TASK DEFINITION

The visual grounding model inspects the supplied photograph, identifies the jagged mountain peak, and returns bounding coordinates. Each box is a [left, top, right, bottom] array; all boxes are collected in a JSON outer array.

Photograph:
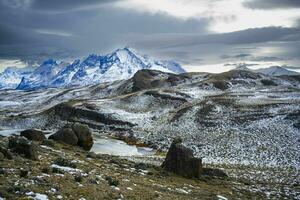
[[41, 59, 58, 66], [8, 48, 185, 90]]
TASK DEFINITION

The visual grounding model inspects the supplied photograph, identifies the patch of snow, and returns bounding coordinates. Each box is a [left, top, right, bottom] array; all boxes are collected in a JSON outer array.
[[50, 164, 87, 176], [217, 195, 228, 200]]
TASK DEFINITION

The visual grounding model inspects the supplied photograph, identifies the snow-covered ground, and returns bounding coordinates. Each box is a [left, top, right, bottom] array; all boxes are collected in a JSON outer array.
[[0, 69, 299, 174]]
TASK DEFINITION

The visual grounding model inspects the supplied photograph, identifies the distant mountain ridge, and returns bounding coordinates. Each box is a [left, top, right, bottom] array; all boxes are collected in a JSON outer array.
[[0, 67, 33, 89], [233, 65, 299, 76], [254, 66, 299, 76], [1, 47, 186, 90]]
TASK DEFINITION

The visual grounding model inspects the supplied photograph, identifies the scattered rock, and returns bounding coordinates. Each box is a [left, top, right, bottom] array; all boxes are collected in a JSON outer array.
[[0, 146, 13, 160], [54, 157, 77, 168], [20, 169, 29, 178], [20, 129, 46, 142], [8, 136, 38, 160], [105, 176, 119, 186], [75, 175, 83, 182], [49, 128, 78, 146], [162, 137, 203, 178], [41, 167, 50, 174], [0, 168, 6, 175], [134, 163, 148, 170], [261, 79, 277, 86]]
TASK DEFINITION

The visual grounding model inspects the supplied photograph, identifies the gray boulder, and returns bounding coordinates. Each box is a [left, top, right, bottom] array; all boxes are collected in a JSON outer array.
[[49, 128, 78, 146], [72, 123, 93, 151], [20, 129, 46, 142], [49, 123, 93, 151], [8, 136, 38, 160], [162, 137, 203, 178]]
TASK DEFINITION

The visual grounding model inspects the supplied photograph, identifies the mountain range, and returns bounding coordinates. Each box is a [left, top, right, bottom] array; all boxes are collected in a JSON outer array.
[[235, 65, 299, 76], [0, 48, 185, 90], [0, 47, 299, 90]]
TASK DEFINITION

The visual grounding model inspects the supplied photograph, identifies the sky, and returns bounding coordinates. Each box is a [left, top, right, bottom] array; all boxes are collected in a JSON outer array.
[[0, 0, 300, 73]]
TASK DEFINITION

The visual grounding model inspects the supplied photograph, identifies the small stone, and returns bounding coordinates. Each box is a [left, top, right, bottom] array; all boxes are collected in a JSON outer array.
[[134, 163, 148, 170], [105, 176, 119, 186], [41, 167, 50, 174], [75, 175, 83, 182], [20, 169, 29, 178]]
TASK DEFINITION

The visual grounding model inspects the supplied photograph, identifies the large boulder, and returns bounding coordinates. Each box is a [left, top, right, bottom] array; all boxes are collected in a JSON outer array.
[[72, 123, 93, 151], [49, 128, 78, 146], [49, 123, 93, 151], [20, 129, 46, 142], [162, 137, 203, 178], [8, 136, 38, 160]]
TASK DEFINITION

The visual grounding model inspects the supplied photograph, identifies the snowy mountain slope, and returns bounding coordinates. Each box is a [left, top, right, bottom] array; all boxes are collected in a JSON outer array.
[[17, 59, 67, 90], [14, 48, 185, 90], [254, 66, 299, 76], [0, 67, 33, 89]]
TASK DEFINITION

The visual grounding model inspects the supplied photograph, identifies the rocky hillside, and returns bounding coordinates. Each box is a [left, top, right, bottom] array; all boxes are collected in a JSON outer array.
[[0, 69, 299, 199]]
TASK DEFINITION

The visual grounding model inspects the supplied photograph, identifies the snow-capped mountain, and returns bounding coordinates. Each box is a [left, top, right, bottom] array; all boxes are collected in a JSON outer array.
[[254, 66, 299, 76], [0, 67, 33, 89], [17, 59, 67, 90], [16, 47, 185, 90]]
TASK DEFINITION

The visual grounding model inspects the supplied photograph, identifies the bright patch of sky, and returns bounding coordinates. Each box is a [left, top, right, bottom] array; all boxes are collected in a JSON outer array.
[[115, 0, 300, 33], [0, 59, 27, 72]]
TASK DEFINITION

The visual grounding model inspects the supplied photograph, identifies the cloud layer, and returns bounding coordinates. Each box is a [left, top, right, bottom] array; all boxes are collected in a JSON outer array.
[[0, 0, 299, 72]]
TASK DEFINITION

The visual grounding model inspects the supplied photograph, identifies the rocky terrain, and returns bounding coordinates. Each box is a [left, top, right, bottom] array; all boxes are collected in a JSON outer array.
[[0, 68, 300, 199]]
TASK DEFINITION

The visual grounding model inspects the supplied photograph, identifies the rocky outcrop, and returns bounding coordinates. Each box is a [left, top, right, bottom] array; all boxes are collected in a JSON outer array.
[[162, 137, 203, 178], [131, 69, 189, 92], [53, 103, 134, 128], [20, 129, 46, 142], [8, 136, 38, 160], [49, 123, 93, 151]]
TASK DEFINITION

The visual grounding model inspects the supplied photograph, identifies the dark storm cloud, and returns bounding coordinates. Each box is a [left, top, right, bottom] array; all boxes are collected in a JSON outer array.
[[251, 56, 286, 62], [220, 54, 251, 59], [220, 54, 286, 62], [243, 0, 300, 9], [224, 63, 259, 67], [0, 0, 208, 64], [130, 27, 300, 51], [0, 0, 300, 71], [1, 0, 120, 11]]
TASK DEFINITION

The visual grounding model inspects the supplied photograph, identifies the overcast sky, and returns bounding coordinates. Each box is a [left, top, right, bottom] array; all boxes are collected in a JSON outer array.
[[0, 0, 300, 73]]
